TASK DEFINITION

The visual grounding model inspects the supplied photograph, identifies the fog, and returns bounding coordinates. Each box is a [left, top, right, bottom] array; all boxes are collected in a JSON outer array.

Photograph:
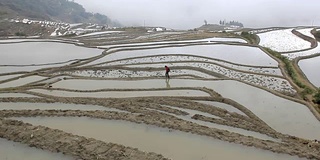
[[74, 0, 320, 29]]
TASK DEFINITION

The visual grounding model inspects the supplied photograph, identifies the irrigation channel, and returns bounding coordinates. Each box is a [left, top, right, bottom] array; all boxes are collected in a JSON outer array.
[[0, 29, 319, 160]]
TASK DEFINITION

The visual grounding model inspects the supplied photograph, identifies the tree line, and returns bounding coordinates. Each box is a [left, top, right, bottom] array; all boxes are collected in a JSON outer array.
[[219, 20, 244, 27], [0, 0, 120, 26]]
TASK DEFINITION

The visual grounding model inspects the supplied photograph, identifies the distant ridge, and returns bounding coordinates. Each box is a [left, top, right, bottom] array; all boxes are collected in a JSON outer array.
[[0, 0, 121, 26]]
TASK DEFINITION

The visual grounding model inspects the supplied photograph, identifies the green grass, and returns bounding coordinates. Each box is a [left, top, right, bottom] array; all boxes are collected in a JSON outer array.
[[240, 31, 258, 44], [314, 31, 320, 39], [264, 47, 314, 98], [14, 32, 26, 36], [314, 89, 320, 104]]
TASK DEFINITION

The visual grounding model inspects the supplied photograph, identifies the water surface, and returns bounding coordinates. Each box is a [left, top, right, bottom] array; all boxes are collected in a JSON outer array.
[[0, 138, 74, 160], [30, 89, 209, 98], [14, 117, 304, 160], [52, 79, 320, 139], [0, 42, 102, 65], [0, 76, 45, 88], [298, 56, 320, 87], [0, 102, 126, 112], [91, 44, 277, 66]]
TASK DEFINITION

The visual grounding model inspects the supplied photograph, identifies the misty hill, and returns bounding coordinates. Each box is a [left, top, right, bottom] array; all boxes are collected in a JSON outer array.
[[198, 20, 244, 32], [0, 0, 120, 26], [219, 20, 244, 27]]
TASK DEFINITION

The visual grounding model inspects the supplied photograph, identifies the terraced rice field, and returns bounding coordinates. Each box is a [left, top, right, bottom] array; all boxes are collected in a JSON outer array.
[[0, 28, 319, 160], [258, 28, 312, 52], [298, 56, 320, 87]]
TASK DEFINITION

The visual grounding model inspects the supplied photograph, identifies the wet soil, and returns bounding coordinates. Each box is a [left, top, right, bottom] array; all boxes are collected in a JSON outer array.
[[0, 118, 168, 160], [0, 34, 320, 159], [0, 96, 319, 159]]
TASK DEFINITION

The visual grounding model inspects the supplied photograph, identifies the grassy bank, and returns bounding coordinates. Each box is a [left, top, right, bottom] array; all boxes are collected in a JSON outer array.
[[240, 31, 259, 44], [264, 48, 315, 98], [313, 30, 320, 38], [311, 29, 320, 42]]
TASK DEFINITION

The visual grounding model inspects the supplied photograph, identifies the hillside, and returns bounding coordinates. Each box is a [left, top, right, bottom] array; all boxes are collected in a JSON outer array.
[[0, 0, 120, 26]]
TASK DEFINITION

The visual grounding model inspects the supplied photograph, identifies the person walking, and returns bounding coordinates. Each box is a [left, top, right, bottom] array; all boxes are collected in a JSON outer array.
[[165, 66, 170, 79]]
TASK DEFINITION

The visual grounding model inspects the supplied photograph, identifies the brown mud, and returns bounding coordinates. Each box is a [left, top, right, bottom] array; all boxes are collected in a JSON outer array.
[[0, 118, 168, 160], [1, 32, 320, 159], [0, 96, 320, 159]]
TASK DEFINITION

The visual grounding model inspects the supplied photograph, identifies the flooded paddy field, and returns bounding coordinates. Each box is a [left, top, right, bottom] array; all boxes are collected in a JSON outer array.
[[258, 28, 312, 52], [0, 138, 74, 160], [50, 78, 320, 139], [283, 43, 320, 59], [29, 88, 210, 98], [0, 74, 22, 81], [98, 54, 282, 75], [0, 38, 78, 43], [97, 37, 247, 49], [0, 29, 320, 160], [0, 76, 46, 88], [298, 56, 320, 87], [0, 62, 74, 74], [12, 117, 304, 160], [0, 93, 38, 98], [0, 42, 102, 65], [90, 44, 278, 66], [0, 102, 127, 112]]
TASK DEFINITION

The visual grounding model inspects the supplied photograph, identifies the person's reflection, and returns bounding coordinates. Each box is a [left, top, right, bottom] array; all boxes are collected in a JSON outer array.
[[165, 79, 171, 88]]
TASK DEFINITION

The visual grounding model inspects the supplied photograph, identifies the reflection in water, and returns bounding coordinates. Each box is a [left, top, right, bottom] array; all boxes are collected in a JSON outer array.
[[0, 138, 73, 160], [14, 117, 303, 160], [30, 89, 208, 98], [165, 79, 171, 88], [50, 78, 320, 139], [95, 45, 278, 66], [0, 42, 102, 65], [299, 56, 320, 87], [0, 102, 127, 112]]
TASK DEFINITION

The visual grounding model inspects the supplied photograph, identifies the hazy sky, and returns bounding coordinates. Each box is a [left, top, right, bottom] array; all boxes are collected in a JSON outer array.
[[74, 0, 320, 29]]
